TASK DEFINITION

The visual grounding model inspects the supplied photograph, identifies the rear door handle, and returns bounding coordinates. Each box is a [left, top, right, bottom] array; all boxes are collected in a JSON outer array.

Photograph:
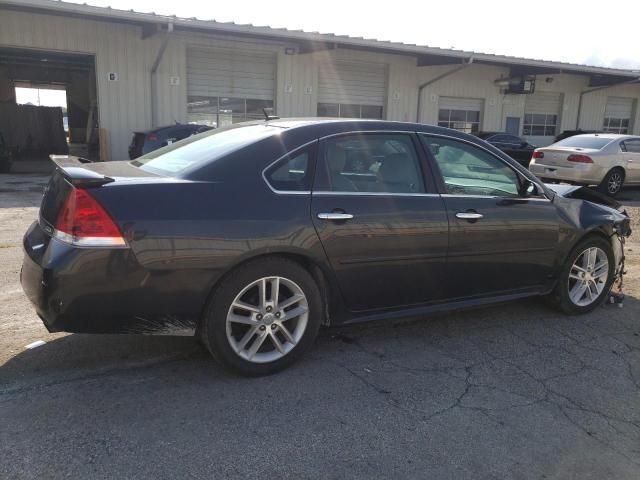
[[456, 212, 484, 220], [317, 212, 354, 220]]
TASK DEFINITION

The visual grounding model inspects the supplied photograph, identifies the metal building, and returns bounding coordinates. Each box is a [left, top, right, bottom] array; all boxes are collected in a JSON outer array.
[[1, 0, 639, 161]]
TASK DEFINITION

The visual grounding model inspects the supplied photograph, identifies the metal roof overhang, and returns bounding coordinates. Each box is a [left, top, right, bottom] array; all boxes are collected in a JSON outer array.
[[1, 0, 639, 86]]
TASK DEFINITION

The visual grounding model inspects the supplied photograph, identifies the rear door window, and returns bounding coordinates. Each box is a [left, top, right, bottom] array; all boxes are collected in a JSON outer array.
[[317, 134, 426, 194], [622, 139, 640, 153]]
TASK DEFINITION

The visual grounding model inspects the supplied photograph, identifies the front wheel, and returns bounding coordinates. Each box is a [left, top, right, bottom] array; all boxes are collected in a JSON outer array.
[[551, 236, 615, 315], [202, 257, 322, 376]]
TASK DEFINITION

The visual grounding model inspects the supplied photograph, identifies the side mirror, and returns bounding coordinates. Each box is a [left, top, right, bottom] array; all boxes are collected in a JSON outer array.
[[518, 179, 536, 197]]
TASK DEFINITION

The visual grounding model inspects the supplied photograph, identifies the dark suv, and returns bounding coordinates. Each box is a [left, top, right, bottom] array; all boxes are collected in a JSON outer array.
[[128, 123, 213, 159]]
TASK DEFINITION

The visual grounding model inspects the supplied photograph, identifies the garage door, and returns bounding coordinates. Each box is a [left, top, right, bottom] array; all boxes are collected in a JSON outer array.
[[604, 97, 634, 133], [317, 62, 386, 119], [523, 92, 562, 139], [186, 46, 276, 127], [438, 97, 484, 133]]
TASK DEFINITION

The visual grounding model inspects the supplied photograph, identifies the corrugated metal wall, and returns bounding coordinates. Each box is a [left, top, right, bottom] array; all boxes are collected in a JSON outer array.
[[1, 8, 640, 159]]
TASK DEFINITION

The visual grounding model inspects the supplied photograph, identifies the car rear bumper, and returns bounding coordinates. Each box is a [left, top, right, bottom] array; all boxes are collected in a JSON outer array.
[[21, 220, 199, 335], [529, 161, 606, 185]]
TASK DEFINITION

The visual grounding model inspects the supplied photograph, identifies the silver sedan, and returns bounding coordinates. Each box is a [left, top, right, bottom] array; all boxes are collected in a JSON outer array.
[[529, 134, 640, 197]]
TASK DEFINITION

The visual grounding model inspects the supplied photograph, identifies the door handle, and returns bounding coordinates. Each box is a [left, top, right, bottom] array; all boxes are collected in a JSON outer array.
[[456, 212, 484, 220], [317, 212, 354, 220]]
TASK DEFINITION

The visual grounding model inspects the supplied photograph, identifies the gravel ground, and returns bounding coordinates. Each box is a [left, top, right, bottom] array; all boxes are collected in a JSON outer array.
[[1, 174, 639, 479]]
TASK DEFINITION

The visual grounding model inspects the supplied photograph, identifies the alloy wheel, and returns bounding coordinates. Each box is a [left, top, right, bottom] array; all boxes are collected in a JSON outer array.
[[225, 276, 309, 363], [607, 172, 623, 195], [567, 247, 609, 307]]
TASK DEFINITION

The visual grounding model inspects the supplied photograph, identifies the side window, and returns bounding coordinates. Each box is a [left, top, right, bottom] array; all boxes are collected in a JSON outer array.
[[622, 140, 640, 153], [321, 134, 425, 194], [490, 134, 508, 143], [420, 135, 522, 197], [265, 149, 312, 192]]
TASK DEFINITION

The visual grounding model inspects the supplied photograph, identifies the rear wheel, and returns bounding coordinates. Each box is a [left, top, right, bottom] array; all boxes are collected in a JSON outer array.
[[551, 236, 614, 315], [202, 257, 322, 376], [598, 168, 624, 197]]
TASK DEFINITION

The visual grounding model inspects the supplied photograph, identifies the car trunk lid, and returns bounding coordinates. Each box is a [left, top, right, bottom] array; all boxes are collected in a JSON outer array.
[[537, 147, 600, 166], [40, 155, 161, 228]]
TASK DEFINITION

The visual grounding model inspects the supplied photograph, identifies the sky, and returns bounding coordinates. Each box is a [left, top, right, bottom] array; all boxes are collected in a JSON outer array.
[[15, 87, 67, 108], [65, 0, 640, 70]]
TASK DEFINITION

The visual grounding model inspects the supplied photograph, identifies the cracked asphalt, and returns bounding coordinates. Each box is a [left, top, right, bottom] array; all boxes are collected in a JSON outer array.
[[1, 174, 640, 479]]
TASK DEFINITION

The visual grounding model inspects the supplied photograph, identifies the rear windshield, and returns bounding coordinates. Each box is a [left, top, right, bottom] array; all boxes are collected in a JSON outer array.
[[552, 136, 612, 149], [133, 124, 282, 175]]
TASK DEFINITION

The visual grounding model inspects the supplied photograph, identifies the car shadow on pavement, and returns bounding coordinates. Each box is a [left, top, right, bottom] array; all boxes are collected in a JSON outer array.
[[2, 295, 639, 392]]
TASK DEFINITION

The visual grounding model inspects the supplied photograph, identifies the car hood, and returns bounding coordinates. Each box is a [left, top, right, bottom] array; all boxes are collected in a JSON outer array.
[[545, 183, 624, 213]]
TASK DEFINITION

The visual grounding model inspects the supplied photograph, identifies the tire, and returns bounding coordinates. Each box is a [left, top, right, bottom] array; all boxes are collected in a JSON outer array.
[[201, 257, 322, 376], [597, 168, 624, 197], [551, 236, 615, 315]]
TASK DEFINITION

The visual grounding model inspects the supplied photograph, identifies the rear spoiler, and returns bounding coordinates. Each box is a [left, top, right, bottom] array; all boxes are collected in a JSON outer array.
[[49, 155, 114, 188]]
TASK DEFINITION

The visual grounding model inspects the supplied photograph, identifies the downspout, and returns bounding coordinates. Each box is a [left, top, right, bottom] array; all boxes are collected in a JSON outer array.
[[575, 77, 640, 129], [150, 21, 174, 128], [416, 55, 474, 123]]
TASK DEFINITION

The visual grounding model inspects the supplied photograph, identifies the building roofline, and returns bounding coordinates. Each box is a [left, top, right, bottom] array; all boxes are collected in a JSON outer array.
[[2, 0, 640, 80]]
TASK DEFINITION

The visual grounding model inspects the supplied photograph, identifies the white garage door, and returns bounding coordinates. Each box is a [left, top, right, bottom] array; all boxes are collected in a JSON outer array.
[[523, 92, 562, 141], [186, 46, 276, 126], [604, 97, 634, 133], [438, 97, 484, 133], [317, 62, 386, 119]]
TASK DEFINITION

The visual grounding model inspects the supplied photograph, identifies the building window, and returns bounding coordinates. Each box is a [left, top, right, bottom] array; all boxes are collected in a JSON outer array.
[[317, 103, 383, 119], [437, 109, 481, 133], [523, 114, 558, 136], [187, 96, 273, 127], [603, 117, 630, 134]]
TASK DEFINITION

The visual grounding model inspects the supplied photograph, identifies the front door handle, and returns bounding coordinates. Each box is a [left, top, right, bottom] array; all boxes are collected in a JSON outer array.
[[456, 212, 484, 220], [317, 212, 354, 221]]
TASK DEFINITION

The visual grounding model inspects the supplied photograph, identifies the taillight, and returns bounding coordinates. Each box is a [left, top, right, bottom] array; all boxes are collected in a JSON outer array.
[[532, 151, 544, 159], [567, 154, 593, 164], [146, 134, 158, 142], [54, 188, 126, 247]]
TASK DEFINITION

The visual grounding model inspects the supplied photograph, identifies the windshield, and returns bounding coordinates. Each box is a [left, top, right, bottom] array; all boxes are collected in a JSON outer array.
[[134, 124, 282, 175], [552, 136, 612, 150]]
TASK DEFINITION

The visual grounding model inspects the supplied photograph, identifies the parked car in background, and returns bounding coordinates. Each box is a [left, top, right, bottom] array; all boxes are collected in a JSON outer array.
[[529, 134, 640, 197], [554, 129, 602, 143], [22, 120, 630, 376], [128, 123, 213, 159], [475, 132, 535, 166]]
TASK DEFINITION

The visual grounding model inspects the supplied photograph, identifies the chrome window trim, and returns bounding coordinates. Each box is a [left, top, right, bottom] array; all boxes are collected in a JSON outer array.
[[417, 131, 551, 201], [318, 130, 416, 140], [440, 193, 550, 202], [261, 139, 318, 195], [312, 191, 441, 198]]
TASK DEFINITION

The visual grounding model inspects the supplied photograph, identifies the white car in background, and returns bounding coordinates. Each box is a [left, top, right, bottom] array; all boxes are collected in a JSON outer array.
[[529, 134, 640, 197]]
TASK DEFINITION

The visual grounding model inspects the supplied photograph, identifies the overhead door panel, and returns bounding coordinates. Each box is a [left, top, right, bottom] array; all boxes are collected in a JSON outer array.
[[523, 92, 562, 143], [524, 92, 561, 115], [187, 47, 275, 100], [605, 97, 633, 118], [438, 97, 483, 112], [318, 62, 387, 106]]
